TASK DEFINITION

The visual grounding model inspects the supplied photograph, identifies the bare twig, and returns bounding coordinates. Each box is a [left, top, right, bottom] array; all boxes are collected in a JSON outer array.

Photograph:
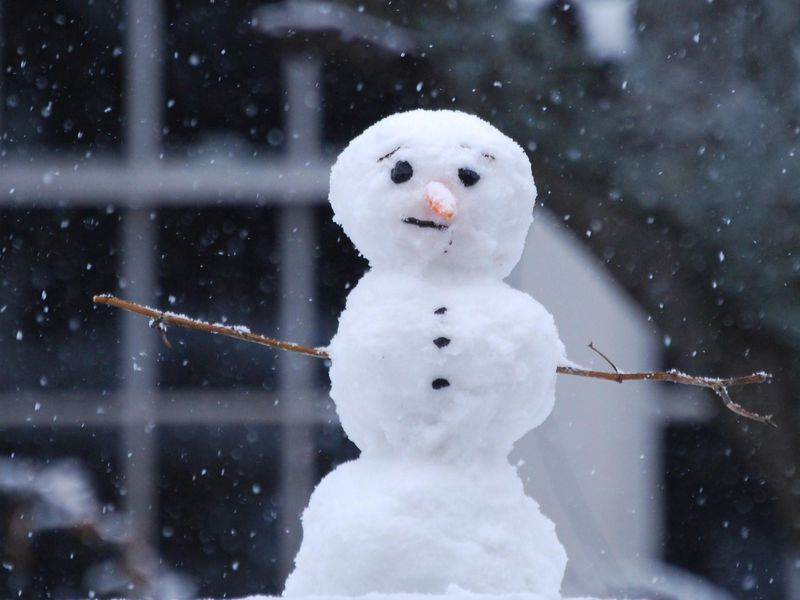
[[150, 316, 172, 349], [588, 341, 619, 375], [555, 365, 774, 427], [93, 294, 327, 359], [93, 294, 774, 426]]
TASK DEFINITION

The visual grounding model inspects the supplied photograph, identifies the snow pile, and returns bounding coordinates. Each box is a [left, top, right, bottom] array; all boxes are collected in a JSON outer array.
[[242, 595, 599, 600], [285, 110, 568, 598], [286, 458, 565, 596]]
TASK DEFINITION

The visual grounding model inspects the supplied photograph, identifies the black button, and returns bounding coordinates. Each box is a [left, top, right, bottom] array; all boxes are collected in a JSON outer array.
[[432, 378, 450, 390], [434, 306, 447, 315], [433, 337, 451, 348]]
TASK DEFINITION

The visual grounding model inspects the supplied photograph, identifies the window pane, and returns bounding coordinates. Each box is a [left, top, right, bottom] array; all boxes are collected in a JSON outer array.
[[0, 208, 120, 391], [322, 53, 435, 150], [157, 424, 283, 597], [2, 1, 124, 156], [164, 0, 284, 158], [156, 206, 279, 390]]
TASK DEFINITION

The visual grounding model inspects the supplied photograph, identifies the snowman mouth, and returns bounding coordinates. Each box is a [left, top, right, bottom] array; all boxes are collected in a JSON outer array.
[[402, 217, 449, 231]]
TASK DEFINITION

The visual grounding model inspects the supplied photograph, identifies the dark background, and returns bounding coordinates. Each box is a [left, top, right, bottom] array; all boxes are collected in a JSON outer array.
[[1, 1, 798, 599]]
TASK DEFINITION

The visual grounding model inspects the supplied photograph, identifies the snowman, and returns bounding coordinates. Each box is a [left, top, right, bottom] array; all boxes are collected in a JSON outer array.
[[283, 109, 567, 598]]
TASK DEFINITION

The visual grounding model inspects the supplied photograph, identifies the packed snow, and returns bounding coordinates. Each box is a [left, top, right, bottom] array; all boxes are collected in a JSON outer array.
[[284, 110, 570, 598], [328, 272, 563, 461], [328, 110, 537, 280], [244, 595, 598, 600]]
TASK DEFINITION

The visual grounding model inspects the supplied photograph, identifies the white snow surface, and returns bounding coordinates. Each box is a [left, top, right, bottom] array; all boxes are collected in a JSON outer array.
[[285, 110, 568, 598], [240, 595, 600, 600], [286, 458, 566, 597], [328, 271, 563, 460]]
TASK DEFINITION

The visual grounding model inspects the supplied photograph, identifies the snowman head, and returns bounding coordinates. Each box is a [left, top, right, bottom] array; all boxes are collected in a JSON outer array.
[[329, 110, 537, 279]]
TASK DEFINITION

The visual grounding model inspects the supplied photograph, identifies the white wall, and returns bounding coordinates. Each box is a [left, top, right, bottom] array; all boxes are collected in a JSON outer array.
[[509, 210, 666, 595]]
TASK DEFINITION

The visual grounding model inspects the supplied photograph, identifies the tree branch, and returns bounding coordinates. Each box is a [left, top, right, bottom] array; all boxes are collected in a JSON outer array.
[[93, 294, 774, 427], [555, 365, 774, 426], [588, 341, 619, 373], [93, 294, 327, 359]]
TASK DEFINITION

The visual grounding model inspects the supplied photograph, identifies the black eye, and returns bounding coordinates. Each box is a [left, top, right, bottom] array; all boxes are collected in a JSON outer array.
[[458, 168, 480, 187], [391, 160, 413, 184]]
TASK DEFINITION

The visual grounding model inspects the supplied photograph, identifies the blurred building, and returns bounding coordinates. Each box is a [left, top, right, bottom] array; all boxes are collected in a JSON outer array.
[[0, 2, 783, 599]]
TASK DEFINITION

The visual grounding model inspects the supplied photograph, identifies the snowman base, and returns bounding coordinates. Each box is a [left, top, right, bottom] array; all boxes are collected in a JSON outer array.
[[254, 592, 601, 600], [283, 458, 567, 598]]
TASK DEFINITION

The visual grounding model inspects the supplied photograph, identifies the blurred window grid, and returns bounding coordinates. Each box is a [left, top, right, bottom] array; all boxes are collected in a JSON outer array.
[[0, 1, 414, 597]]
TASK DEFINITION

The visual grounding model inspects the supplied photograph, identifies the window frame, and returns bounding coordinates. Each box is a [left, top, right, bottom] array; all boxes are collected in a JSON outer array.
[[0, 1, 333, 585]]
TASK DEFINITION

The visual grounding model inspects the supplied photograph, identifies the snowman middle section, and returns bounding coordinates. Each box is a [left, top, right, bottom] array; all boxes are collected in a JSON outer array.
[[331, 269, 563, 461], [283, 269, 567, 596]]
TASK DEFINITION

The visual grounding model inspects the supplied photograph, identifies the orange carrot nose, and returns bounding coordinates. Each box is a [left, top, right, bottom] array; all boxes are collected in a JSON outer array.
[[424, 181, 457, 219]]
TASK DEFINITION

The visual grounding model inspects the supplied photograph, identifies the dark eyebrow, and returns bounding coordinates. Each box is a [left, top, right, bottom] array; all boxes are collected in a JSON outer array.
[[460, 144, 495, 161], [377, 146, 401, 162]]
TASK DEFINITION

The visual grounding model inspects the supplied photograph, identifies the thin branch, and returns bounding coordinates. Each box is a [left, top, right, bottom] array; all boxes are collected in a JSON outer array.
[[553, 365, 770, 388], [555, 365, 774, 427], [93, 294, 774, 426], [588, 341, 619, 375], [93, 294, 327, 359], [151, 317, 173, 349]]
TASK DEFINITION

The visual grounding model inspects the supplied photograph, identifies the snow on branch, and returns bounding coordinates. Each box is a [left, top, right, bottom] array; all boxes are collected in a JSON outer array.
[[93, 294, 327, 359], [93, 294, 775, 427]]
